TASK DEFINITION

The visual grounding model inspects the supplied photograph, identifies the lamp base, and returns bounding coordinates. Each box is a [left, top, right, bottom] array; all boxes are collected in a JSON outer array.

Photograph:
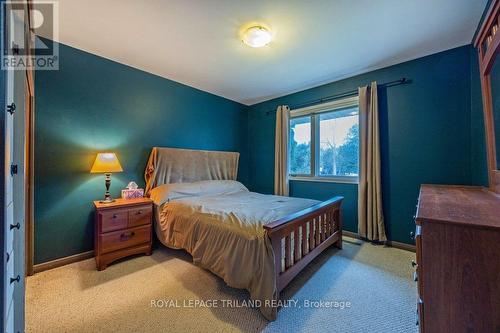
[[100, 173, 115, 203]]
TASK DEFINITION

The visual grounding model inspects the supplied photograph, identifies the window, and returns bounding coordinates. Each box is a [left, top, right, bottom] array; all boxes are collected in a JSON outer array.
[[289, 116, 311, 175], [289, 96, 359, 183]]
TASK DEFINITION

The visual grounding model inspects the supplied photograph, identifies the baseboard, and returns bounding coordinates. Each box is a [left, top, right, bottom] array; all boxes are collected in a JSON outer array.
[[32, 230, 414, 274], [342, 230, 416, 252], [33, 250, 94, 274], [386, 240, 416, 252], [342, 230, 360, 239]]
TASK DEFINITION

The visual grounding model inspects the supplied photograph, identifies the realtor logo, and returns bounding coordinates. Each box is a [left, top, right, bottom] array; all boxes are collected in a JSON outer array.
[[1, 1, 59, 70]]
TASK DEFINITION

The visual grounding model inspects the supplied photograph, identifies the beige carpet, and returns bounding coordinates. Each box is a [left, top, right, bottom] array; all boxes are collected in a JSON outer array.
[[26, 238, 417, 333]]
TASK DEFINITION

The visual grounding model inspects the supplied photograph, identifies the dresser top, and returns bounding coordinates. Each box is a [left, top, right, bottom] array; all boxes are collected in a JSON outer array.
[[93, 197, 152, 210], [417, 185, 500, 230]]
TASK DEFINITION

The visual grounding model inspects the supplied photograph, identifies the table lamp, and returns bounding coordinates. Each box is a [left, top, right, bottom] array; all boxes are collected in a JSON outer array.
[[91, 152, 123, 203]]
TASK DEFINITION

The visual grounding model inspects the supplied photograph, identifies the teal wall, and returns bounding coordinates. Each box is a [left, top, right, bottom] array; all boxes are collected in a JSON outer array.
[[246, 45, 483, 244], [35, 40, 248, 264]]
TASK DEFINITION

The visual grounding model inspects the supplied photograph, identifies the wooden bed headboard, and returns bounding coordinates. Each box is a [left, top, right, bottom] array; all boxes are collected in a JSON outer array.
[[144, 147, 239, 194]]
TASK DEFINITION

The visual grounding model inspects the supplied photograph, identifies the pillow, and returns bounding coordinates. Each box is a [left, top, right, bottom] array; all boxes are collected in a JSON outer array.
[[149, 180, 248, 206]]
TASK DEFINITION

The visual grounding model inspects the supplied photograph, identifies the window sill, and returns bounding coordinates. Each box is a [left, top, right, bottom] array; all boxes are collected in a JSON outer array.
[[289, 176, 359, 184]]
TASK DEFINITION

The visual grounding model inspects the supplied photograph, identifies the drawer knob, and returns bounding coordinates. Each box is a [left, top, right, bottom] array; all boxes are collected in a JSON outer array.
[[137, 210, 142, 215], [10, 275, 20, 284], [112, 214, 118, 219], [120, 231, 135, 240]]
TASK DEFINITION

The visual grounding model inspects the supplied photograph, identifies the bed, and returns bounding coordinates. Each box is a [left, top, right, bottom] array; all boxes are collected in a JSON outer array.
[[144, 147, 343, 320]]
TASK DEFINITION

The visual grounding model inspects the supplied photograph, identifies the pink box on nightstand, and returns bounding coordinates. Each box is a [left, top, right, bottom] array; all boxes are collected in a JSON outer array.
[[121, 188, 144, 199]]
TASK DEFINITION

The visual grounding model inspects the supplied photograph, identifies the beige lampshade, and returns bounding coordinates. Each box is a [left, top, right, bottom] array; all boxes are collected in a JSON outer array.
[[90, 153, 123, 173]]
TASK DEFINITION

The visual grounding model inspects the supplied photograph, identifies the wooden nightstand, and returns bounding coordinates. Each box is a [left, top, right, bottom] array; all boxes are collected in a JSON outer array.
[[93, 197, 153, 270]]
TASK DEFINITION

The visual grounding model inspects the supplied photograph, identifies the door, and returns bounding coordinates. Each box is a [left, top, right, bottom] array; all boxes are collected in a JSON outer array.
[[4, 66, 26, 333], [4, 2, 27, 332]]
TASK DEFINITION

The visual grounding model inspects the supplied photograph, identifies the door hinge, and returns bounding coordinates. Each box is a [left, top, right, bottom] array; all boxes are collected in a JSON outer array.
[[6, 103, 16, 115], [10, 222, 20, 230], [9, 275, 20, 284], [10, 164, 18, 176], [11, 43, 19, 55]]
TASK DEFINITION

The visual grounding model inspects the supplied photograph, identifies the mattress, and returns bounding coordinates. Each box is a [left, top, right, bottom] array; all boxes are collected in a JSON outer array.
[[150, 181, 319, 320]]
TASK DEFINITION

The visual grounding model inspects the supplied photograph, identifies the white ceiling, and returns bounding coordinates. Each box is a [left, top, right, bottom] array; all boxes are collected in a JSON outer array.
[[40, 0, 487, 105]]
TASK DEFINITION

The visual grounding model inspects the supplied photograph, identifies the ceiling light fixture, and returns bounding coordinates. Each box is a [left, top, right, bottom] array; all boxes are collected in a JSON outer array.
[[242, 26, 272, 48]]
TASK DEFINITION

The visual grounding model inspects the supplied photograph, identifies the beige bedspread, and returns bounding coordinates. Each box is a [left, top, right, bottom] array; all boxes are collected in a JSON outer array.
[[151, 184, 319, 320]]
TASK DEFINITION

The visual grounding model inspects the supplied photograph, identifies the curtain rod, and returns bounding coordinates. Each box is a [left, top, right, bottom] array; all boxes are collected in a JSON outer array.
[[265, 77, 411, 115]]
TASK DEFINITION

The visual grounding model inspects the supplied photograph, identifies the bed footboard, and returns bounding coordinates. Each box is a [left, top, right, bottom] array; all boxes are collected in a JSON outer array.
[[263, 196, 343, 293]]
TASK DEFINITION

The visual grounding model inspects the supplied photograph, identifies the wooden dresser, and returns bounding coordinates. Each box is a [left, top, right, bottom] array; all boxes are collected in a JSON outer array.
[[414, 185, 500, 333], [94, 198, 153, 270]]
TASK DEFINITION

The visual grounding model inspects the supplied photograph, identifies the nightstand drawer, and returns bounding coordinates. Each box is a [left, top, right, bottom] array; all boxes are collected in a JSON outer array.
[[100, 209, 128, 233], [100, 225, 151, 254], [128, 205, 152, 228], [94, 197, 153, 270]]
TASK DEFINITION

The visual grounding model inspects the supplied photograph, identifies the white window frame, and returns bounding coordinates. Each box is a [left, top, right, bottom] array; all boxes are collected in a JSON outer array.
[[289, 95, 359, 184]]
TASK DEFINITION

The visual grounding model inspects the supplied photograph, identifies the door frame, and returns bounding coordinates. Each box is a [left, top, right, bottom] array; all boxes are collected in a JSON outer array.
[[24, 0, 34, 276], [3, 1, 31, 330]]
